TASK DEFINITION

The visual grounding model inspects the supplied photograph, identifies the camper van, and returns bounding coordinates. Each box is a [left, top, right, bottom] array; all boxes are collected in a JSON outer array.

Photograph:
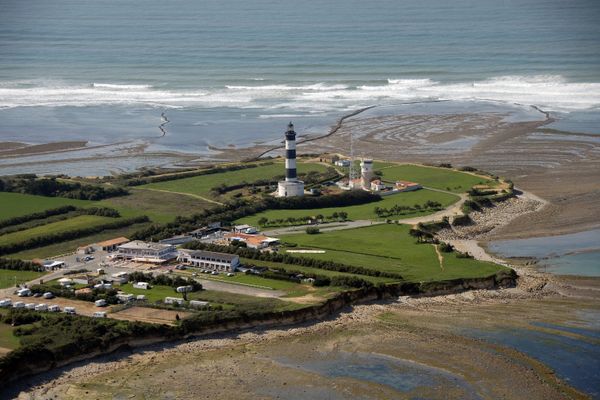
[[92, 311, 107, 318], [48, 305, 61, 312], [35, 303, 48, 311], [94, 299, 107, 307], [63, 307, 76, 315]]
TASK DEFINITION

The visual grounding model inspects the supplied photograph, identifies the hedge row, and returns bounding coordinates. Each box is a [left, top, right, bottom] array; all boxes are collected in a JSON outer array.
[[0, 216, 150, 256], [0, 258, 43, 272], [0, 205, 76, 229]]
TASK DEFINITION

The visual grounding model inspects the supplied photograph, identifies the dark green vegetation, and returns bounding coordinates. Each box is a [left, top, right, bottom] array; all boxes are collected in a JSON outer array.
[[0, 175, 128, 200], [0, 192, 90, 221], [0, 309, 171, 383], [379, 164, 497, 193], [280, 224, 507, 282], [237, 189, 458, 226]]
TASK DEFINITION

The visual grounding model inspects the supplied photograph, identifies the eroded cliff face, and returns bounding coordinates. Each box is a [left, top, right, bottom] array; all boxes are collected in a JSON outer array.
[[1, 271, 517, 385]]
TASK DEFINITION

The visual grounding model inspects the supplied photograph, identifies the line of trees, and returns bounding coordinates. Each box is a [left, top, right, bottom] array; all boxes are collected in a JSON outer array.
[[0, 215, 149, 256], [0, 258, 43, 272], [0, 205, 77, 229], [0, 176, 128, 200], [374, 200, 442, 218], [257, 211, 349, 227], [182, 241, 403, 280], [123, 162, 274, 186], [0, 207, 121, 236]]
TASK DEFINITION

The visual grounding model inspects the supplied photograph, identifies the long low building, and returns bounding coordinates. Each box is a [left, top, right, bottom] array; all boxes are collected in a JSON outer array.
[[117, 241, 177, 263], [177, 249, 240, 272]]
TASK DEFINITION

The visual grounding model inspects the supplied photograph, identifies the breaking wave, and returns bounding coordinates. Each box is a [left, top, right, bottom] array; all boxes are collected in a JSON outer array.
[[0, 75, 599, 112]]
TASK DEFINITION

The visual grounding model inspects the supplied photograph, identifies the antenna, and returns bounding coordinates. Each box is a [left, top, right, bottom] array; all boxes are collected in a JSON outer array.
[[349, 130, 358, 185]]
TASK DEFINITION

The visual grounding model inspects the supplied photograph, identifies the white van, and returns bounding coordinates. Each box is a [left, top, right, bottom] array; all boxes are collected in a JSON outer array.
[[17, 288, 31, 297], [63, 307, 76, 315], [43, 292, 54, 299], [35, 303, 48, 311], [48, 305, 61, 312], [12, 302, 25, 309], [0, 299, 12, 307], [25, 303, 36, 310], [94, 299, 107, 307], [92, 311, 107, 318]]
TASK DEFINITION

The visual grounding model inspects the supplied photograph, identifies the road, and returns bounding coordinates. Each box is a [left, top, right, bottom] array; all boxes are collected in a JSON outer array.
[[263, 219, 384, 236]]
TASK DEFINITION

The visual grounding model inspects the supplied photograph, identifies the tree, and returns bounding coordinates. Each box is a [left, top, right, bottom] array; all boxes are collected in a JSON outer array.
[[257, 217, 268, 226]]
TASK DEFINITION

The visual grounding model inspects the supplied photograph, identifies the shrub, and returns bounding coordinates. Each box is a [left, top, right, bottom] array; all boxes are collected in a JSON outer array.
[[306, 227, 320, 234]]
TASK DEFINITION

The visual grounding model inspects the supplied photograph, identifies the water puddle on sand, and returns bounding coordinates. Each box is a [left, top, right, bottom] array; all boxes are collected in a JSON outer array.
[[463, 318, 600, 399], [260, 351, 482, 400]]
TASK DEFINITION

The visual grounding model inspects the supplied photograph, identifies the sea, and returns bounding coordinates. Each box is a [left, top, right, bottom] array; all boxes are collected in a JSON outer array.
[[1, 1, 600, 395], [1, 0, 600, 155]]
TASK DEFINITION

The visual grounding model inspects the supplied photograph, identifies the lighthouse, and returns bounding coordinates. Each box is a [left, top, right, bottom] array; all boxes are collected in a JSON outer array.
[[277, 122, 304, 197]]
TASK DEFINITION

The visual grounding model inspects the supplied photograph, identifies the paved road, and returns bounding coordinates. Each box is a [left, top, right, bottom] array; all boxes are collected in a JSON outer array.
[[263, 219, 384, 236]]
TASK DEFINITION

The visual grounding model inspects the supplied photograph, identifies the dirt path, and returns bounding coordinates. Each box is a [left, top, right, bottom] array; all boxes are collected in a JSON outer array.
[[434, 244, 444, 270], [135, 187, 223, 205]]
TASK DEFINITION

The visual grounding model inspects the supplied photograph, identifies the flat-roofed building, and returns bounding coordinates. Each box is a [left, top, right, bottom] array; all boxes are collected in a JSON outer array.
[[223, 232, 279, 249], [117, 241, 177, 263], [177, 250, 240, 272]]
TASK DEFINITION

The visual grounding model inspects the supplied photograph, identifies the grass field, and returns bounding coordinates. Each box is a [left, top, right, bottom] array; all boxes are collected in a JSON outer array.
[[187, 271, 301, 291], [0, 269, 46, 289], [237, 189, 459, 226], [0, 321, 19, 351], [0, 192, 91, 221], [379, 164, 496, 193], [280, 224, 507, 282], [141, 161, 330, 199], [0, 215, 115, 247], [6, 222, 153, 260], [96, 189, 215, 223], [240, 258, 397, 284], [119, 283, 179, 303]]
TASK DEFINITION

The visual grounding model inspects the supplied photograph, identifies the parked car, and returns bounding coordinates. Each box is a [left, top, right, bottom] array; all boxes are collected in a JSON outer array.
[[33, 292, 42, 298], [175, 265, 187, 270], [43, 292, 55, 299], [17, 288, 32, 297], [227, 273, 235, 277], [211, 271, 219, 275], [0, 299, 12, 307]]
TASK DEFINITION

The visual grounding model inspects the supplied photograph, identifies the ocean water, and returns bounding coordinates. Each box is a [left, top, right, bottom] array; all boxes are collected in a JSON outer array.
[[489, 229, 600, 277], [1, 0, 600, 154]]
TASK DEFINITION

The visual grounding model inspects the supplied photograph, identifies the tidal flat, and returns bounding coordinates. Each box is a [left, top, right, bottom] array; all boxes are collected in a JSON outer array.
[[12, 275, 599, 400]]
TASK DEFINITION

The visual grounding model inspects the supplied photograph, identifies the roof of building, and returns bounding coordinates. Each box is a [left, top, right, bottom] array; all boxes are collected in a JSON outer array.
[[97, 237, 130, 247], [180, 249, 238, 262], [396, 180, 421, 187], [234, 224, 254, 230], [224, 232, 279, 247], [118, 240, 174, 251]]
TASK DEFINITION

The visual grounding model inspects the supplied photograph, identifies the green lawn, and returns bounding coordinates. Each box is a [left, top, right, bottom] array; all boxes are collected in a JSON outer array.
[[280, 224, 507, 282], [237, 189, 459, 226], [188, 290, 305, 311], [0, 192, 91, 221], [0, 322, 20, 350], [240, 258, 397, 284], [0, 269, 46, 289], [379, 164, 496, 193], [119, 283, 180, 303], [95, 189, 215, 224], [182, 270, 301, 291], [141, 161, 330, 199], [0, 215, 115, 246]]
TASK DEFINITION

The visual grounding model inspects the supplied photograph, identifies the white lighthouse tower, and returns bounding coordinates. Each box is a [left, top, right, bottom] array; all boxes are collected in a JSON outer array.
[[277, 122, 304, 197], [360, 158, 373, 189]]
